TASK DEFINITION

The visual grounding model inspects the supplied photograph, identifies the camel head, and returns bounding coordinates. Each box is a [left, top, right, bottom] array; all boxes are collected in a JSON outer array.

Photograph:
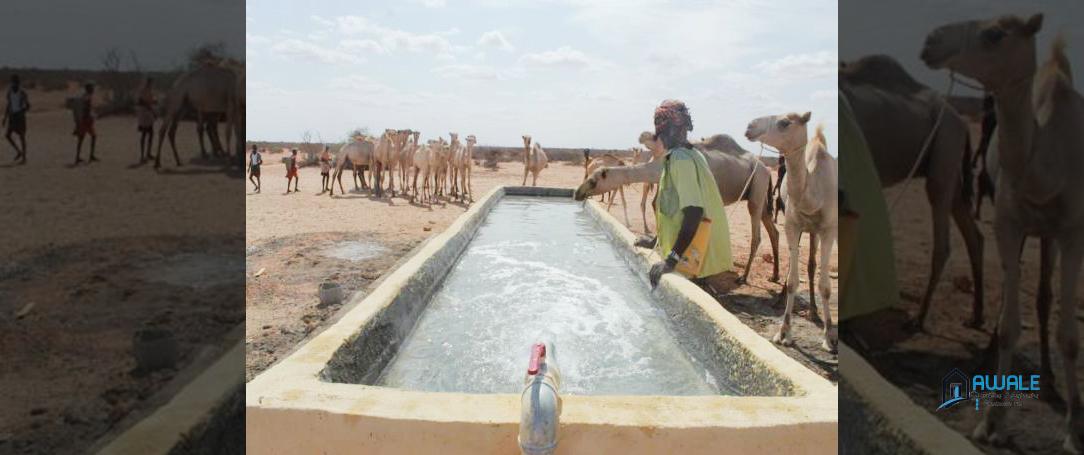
[[574, 166, 622, 201], [745, 112, 811, 155], [638, 131, 664, 156], [522, 135, 532, 150], [466, 135, 476, 147], [412, 131, 420, 143], [921, 13, 1043, 88]]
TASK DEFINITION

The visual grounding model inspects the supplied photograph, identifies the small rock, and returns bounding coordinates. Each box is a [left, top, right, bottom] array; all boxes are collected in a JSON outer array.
[[262, 325, 271, 330], [423, 227, 432, 232], [15, 302, 35, 319], [428, 221, 436, 224], [29, 408, 46, 416], [254, 268, 266, 277]]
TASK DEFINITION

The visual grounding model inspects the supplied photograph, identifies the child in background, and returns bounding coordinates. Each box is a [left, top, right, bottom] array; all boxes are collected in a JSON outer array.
[[249, 145, 262, 192], [285, 148, 300, 193], [319, 146, 332, 193]]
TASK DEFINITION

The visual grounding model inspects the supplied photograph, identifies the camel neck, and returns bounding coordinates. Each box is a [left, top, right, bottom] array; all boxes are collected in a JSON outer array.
[[992, 73, 1037, 185], [610, 157, 664, 185], [782, 140, 810, 206]]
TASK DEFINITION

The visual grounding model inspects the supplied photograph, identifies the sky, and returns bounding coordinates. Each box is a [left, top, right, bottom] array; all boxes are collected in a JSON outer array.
[[840, 0, 1083, 96], [247, 0, 838, 154], [0, 0, 244, 71]]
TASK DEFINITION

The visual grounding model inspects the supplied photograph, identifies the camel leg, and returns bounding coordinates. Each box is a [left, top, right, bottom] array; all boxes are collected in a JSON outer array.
[[640, 183, 651, 234], [910, 196, 952, 332], [972, 220, 1025, 446], [168, 121, 182, 166], [1055, 234, 1084, 453], [807, 232, 819, 322], [532, 171, 538, 187], [952, 191, 985, 328], [619, 186, 630, 227], [522, 166, 529, 186], [772, 221, 801, 347], [1035, 238, 1058, 401], [818, 229, 837, 352], [762, 206, 781, 282], [738, 200, 762, 285]]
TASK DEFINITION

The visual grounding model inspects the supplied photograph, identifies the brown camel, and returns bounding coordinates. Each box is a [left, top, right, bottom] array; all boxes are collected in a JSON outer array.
[[583, 153, 631, 226], [923, 14, 1084, 451], [155, 64, 242, 168], [330, 135, 375, 197], [840, 54, 985, 331]]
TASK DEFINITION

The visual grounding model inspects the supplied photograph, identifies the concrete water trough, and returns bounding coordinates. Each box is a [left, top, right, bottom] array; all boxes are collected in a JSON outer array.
[[246, 186, 837, 454]]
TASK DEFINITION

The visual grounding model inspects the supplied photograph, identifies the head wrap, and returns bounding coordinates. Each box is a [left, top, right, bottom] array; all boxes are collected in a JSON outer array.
[[654, 99, 693, 137]]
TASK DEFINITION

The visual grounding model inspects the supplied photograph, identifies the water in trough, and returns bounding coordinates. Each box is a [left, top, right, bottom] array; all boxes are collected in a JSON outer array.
[[377, 197, 737, 396]]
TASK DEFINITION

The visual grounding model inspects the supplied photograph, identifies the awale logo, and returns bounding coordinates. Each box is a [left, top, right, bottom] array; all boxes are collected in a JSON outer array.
[[937, 368, 971, 411], [936, 368, 1042, 411]]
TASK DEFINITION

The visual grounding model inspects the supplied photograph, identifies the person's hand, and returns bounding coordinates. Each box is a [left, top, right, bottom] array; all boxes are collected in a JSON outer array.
[[649, 257, 677, 288]]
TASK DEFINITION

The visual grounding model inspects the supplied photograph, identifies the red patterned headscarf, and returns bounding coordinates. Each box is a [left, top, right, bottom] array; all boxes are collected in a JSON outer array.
[[654, 99, 693, 137]]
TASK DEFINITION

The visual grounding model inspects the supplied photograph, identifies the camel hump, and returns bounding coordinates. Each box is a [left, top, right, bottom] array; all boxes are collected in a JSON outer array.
[[840, 54, 926, 94], [1034, 34, 1073, 126]]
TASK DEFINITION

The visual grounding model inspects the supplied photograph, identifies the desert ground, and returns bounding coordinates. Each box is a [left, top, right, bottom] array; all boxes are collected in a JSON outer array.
[[0, 88, 243, 454], [245, 150, 840, 384], [852, 164, 1084, 452]]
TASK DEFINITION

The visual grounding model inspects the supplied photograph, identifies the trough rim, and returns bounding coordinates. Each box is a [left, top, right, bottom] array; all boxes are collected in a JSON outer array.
[[246, 185, 837, 431]]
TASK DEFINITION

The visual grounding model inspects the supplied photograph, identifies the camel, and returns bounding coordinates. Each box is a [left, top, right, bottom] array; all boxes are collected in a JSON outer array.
[[330, 136, 375, 197], [398, 130, 418, 194], [574, 135, 781, 284], [521, 135, 548, 186], [840, 54, 985, 331], [582, 153, 631, 226], [428, 137, 449, 198], [745, 114, 837, 352], [922, 14, 1084, 451], [372, 129, 400, 197], [155, 64, 242, 168], [411, 141, 434, 205], [448, 133, 461, 197], [454, 135, 476, 202]]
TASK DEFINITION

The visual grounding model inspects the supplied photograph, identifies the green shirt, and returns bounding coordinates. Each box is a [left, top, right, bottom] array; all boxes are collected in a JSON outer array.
[[655, 147, 732, 278], [839, 94, 899, 320]]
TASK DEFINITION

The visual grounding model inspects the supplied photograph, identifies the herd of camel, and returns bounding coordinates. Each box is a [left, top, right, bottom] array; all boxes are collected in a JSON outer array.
[[328, 130, 550, 204]]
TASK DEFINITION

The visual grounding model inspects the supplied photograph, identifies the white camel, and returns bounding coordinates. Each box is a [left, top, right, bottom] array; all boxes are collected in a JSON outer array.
[[522, 135, 548, 186], [746, 114, 837, 352], [454, 135, 476, 202], [372, 129, 399, 197], [574, 135, 781, 284], [448, 133, 461, 197], [840, 54, 985, 331], [923, 14, 1084, 451], [398, 130, 418, 194], [411, 140, 434, 205]]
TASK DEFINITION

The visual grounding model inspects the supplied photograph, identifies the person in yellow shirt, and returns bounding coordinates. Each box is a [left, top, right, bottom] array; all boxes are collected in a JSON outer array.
[[648, 100, 733, 288]]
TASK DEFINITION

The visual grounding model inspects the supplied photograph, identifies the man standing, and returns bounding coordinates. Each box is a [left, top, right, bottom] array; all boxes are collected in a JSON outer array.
[[285, 148, 300, 193], [73, 82, 98, 164], [249, 145, 262, 192], [3, 75, 30, 164], [648, 99, 733, 288]]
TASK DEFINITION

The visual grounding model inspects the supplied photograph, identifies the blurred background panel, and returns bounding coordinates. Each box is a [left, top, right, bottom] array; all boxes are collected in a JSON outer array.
[[839, 1, 1084, 454], [0, 1, 244, 454]]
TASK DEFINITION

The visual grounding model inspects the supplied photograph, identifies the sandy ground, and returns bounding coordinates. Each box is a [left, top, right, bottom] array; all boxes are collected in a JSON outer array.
[[851, 171, 1084, 453], [0, 89, 243, 454], [245, 157, 839, 383]]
